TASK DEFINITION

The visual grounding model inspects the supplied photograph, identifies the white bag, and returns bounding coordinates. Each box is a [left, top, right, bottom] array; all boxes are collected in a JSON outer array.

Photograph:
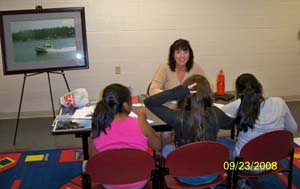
[[60, 88, 89, 108]]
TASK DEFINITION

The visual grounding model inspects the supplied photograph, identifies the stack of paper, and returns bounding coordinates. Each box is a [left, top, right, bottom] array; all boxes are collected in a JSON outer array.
[[72, 105, 95, 119]]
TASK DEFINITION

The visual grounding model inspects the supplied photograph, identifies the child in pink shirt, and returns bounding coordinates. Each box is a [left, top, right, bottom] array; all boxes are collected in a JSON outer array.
[[88, 83, 161, 189]]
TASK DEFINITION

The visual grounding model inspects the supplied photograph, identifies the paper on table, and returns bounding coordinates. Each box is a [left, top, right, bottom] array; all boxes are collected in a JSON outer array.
[[213, 103, 224, 109], [132, 103, 144, 107], [72, 105, 95, 119], [294, 137, 300, 146], [212, 103, 235, 118], [129, 111, 154, 124]]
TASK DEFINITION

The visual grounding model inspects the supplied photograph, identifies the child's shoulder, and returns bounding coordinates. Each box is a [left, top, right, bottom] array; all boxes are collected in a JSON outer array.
[[125, 116, 139, 123], [265, 97, 285, 105]]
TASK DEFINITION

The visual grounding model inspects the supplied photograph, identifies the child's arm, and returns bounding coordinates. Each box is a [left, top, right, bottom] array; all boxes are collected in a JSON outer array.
[[213, 107, 235, 130], [88, 137, 98, 158], [137, 107, 162, 151], [144, 85, 190, 127]]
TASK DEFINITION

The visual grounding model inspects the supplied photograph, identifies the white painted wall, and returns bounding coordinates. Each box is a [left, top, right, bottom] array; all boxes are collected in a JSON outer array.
[[1, 0, 300, 116]]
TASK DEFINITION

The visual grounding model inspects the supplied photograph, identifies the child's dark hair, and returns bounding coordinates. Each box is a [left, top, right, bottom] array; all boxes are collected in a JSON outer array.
[[235, 73, 264, 132], [91, 84, 131, 138], [177, 74, 213, 142], [168, 39, 194, 72]]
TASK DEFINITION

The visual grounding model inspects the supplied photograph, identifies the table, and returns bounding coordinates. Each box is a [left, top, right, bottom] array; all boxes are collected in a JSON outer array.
[[52, 93, 235, 160], [52, 103, 171, 160], [294, 137, 300, 146]]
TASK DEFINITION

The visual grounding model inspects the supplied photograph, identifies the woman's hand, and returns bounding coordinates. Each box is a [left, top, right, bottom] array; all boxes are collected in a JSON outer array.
[[188, 82, 197, 94]]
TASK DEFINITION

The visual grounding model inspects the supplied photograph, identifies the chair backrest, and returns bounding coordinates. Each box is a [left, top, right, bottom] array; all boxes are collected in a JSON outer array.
[[85, 148, 155, 185], [240, 130, 294, 162], [165, 141, 230, 177]]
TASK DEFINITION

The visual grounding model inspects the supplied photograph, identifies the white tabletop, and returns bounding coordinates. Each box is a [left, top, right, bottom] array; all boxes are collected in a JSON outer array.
[[294, 137, 300, 146]]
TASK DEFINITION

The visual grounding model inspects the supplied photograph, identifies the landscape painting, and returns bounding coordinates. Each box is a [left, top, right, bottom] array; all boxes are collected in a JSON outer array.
[[12, 19, 77, 63], [0, 7, 89, 75]]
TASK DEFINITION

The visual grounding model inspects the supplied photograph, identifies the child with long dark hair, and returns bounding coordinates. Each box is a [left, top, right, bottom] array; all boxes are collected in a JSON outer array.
[[222, 73, 298, 157], [88, 83, 161, 189], [144, 74, 234, 185], [221, 73, 298, 189]]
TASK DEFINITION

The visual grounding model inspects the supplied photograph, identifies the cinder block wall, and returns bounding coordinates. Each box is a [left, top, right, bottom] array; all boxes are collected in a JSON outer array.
[[0, 0, 300, 117]]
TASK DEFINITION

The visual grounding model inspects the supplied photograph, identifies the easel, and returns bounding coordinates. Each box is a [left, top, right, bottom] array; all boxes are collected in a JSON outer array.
[[13, 70, 71, 145], [12, 5, 71, 146]]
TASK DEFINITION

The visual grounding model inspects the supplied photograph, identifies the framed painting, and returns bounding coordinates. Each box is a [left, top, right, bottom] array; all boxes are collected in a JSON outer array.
[[0, 7, 89, 75]]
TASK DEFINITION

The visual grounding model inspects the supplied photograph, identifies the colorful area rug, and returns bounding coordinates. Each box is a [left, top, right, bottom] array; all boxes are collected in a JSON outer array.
[[0, 148, 83, 189], [217, 136, 300, 189], [0, 140, 299, 189]]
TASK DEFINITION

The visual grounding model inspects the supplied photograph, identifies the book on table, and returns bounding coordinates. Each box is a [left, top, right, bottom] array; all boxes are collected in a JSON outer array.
[[52, 115, 92, 133], [52, 103, 96, 133]]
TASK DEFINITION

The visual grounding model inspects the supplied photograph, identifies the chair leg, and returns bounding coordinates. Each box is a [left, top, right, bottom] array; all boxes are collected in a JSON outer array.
[[226, 170, 232, 189], [82, 173, 91, 189], [232, 170, 239, 189], [153, 150, 167, 189], [232, 157, 244, 189], [287, 148, 294, 189]]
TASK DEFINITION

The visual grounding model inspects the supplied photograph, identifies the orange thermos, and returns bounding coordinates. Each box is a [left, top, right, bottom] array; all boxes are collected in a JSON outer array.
[[217, 70, 225, 95]]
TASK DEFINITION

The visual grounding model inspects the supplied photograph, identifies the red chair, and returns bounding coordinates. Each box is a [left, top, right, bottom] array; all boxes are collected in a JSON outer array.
[[162, 141, 231, 189], [82, 148, 157, 189], [232, 130, 294, 189]]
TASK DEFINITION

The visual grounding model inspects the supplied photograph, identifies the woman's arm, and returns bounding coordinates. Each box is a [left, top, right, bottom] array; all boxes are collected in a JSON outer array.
[[193, 63, 214, 90], [193, 63, 209, 80], [149, 63, 168, 95], [137, 107, 161, 151], [144, 85, 190, 127]]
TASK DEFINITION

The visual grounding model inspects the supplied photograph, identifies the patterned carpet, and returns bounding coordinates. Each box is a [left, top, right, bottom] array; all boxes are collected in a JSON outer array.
[[0, 148, 83, 189], [217, 136, 300, 189], [0, 140, 299, 189]]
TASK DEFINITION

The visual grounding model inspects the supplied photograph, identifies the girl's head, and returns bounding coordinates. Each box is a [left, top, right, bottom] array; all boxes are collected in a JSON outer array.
[[178, 74, 213, 111], [91, 83, 131, 138], [168, 39, 194, 72], [235, 73, 264, 132], [236, 73, 263, 98], [177, 74, 213, 142]]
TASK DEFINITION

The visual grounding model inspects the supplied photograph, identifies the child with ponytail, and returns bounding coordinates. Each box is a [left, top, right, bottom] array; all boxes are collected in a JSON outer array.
[[221, 73, 298, 189], [222, 73, 297, 157], [88, 83, 161, 189]]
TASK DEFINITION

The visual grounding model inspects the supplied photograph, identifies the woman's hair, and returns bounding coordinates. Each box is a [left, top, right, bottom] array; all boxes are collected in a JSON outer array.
[[91, 83, 131, 138], [177, 74, 213, 142], [168, 39, 194, 72], [235, 73, 264, 132]]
